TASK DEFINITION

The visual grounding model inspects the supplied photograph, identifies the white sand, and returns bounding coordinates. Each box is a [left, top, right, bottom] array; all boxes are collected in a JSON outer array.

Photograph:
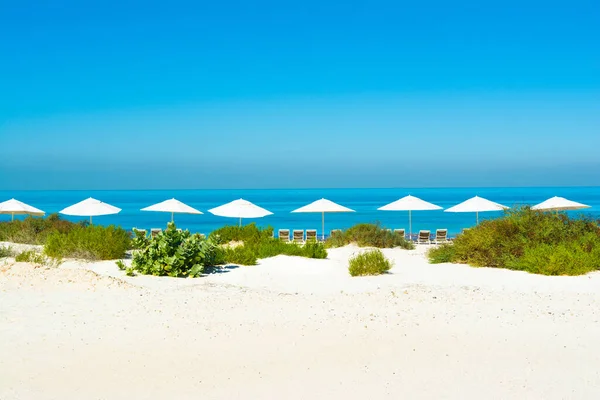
[[2, 245, 600, 399]]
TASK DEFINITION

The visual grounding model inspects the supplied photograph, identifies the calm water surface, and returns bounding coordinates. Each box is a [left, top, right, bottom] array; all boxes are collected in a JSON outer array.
[[1, 187, 599, 237]]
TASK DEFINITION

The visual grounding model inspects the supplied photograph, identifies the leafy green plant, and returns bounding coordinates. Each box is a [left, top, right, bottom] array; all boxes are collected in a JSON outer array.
[[348, 249, 393, 277], [129, 222, 221, 277], [44, 225, 130, 260], [427, 207, 600, 275], [326, 223, 414, 249], [0, 213, 79, 245], [131, 229, 150, 250]]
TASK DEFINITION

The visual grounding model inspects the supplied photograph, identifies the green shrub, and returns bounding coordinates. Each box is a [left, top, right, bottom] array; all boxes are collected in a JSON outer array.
[[211, 224, 328, 265], [222, 245, 258, 266], [348, 249, 393, 277], [0, 246, 15, 258], [0, 213, 79, 245], [130, 222, 221, 277], [131, 229, 150, 250], [45, 225, 130, 260], [427, 207, 600, 275], [326, 223, 414, 249], [15, 250, 50, 265], [427, 243, 456, 263], [210, 223, 274, 244]]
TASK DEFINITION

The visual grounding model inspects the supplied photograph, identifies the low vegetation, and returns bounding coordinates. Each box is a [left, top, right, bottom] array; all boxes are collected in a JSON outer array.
[[326, 223, 414, 249], [0, 213, 80, 245], [348, 249, 393, 277], [0, 246, 15, 258], [427, 207, 600, 276], [45, 225, 130, 260], [211, 224, 328, 266], [128, 222, 221, 277], [15, 250, 53, 266]]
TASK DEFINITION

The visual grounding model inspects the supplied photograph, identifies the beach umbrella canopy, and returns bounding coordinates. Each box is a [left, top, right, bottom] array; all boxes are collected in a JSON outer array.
[[291, 198, 355, 240], [60, 197, 121, 224], [208, 198, 273, 226], [378, 195, 442, 239], [532, 196, 590, 212], [444, 196, 508, 224], [141, 198, 202, 222], [0, 198, 45, 221]]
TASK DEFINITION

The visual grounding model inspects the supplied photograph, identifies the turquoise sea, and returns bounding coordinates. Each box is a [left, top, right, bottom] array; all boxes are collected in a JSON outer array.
[[1, 187, 599, 238]]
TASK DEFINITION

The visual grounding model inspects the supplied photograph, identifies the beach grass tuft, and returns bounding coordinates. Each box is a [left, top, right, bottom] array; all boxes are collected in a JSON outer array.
[[348, 249, 392, 277]]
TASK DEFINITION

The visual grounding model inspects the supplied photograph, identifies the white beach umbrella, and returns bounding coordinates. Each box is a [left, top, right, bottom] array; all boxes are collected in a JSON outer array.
[[60, 197, 121, 224], [0, 198, 45, 221], [208, 198, 273, 226], [444, 196, 508, 225], [141, 198, 203, 222], [378, 195, 442, 239], [532, 196, 590, 213], [291, 198, 355, 240]]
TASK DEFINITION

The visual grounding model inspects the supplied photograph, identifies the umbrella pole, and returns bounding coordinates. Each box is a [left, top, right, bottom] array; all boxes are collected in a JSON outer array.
[[90, 215, 93, 225], [11, 212, 14, 222], [409, 210, 412, 241], [239, 217, 242, 227], [476, 212, 478, 225], [322, 211, 325, 241], [171, 212, 174, 223]]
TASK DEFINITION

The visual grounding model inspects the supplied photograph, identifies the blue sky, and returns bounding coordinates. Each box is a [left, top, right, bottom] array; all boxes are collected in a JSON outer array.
[[1, 0, 599, 190]]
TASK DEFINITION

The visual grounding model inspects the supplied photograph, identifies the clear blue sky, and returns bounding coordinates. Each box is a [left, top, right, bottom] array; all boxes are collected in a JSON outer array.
[[1, 0, 599, 190]]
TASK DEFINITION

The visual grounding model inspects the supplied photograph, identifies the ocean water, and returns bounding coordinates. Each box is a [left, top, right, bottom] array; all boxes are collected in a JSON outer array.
[[1, 187, 599, 238]]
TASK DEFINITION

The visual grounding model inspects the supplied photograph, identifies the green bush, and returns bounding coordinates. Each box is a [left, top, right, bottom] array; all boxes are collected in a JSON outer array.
[[45, 225, 130, 260], [15, 250, 50, 265], [211, 224, 328, 265], [210, 223, 274, 244], [326, 223, 414, 249], [0, 213, 79, 245], [222, 245, 258, 266], [131, 229, 150, 250], [427, 207, 600, 275], [348, 249, 393, 277], [427, 243, 456, 263], [0, 246, 15, 258], [129, 222, 221, 277]]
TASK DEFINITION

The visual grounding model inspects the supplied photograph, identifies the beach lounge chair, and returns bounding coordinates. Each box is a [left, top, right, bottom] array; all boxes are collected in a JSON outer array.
[[293, 230, 304, 244], [199, 233, 206, 239], [434, 229, 448, 244], [385, 228, 392, 233], [278, 229, 291, 242], [417, 230, 431, 244], [150, 228, 162, 238], [394, 229, 405, 238], [306, 229, 317, 242]]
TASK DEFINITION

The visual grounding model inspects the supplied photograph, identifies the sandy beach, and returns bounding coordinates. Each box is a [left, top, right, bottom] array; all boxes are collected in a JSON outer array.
[[2, 245, 600, 399]]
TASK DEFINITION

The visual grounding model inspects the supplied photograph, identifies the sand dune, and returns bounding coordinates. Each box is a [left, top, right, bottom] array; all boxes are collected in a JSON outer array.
[[2, 246, 600, 399]]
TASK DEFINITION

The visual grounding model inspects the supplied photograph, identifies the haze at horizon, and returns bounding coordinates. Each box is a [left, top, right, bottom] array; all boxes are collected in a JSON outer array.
[[1, 0, 599, 190]]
